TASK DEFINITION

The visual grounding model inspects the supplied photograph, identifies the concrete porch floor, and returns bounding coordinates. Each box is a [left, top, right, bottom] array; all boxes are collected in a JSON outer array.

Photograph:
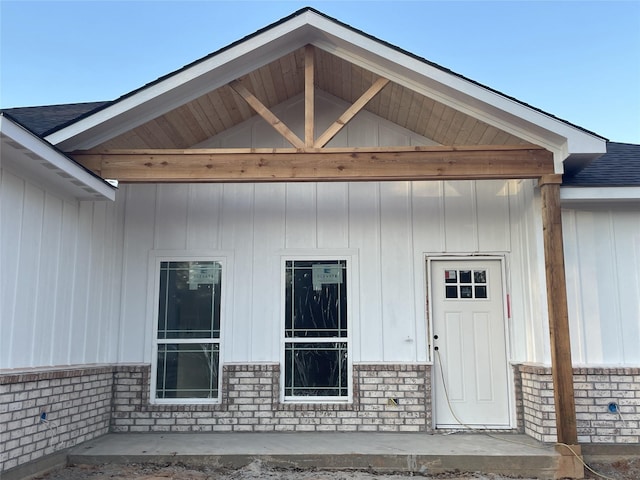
[[64, 432, 576, 479]]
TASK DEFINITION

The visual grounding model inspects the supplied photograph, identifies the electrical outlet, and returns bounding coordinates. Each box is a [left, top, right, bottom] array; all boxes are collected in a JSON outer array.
[[40, 411, 47, 422]]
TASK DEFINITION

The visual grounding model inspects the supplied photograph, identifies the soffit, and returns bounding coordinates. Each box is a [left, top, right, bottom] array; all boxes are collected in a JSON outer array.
[[94, 48, 528, 150]]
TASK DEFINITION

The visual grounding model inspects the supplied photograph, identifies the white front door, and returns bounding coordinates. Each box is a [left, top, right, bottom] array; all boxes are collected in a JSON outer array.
[[431, 259, 511, 429]]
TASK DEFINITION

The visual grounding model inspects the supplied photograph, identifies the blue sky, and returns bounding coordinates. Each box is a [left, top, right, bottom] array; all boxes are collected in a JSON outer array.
[[1, 1, 639, 143]]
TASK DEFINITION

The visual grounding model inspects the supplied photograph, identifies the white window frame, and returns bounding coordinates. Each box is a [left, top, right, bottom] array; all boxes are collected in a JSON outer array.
[[280, 251, 357, 403], [148, 251, 232, 405]]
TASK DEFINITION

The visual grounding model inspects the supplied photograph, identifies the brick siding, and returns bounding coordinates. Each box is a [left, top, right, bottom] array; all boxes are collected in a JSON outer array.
[[0, 366, 113, 473], [515, 364, 640, 443], [3, 362, 638, 474], [110, 363, 431, 434]]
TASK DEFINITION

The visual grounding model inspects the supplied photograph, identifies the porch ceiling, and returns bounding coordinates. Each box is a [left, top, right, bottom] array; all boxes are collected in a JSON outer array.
[[95, 48, 529, 150]]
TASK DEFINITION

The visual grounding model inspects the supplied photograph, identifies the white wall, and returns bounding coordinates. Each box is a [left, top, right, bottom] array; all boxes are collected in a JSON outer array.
[[20, 91, 640, 370], [1, 91, 554, 370], [116, 178, 538, 365], [111, 93, 545, 365], [563, 205, 640, 365], [0, 168, 123, 369]]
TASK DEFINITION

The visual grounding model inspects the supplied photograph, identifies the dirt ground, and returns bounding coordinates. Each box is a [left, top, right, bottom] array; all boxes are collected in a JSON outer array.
[[32, 458, 640, 480]]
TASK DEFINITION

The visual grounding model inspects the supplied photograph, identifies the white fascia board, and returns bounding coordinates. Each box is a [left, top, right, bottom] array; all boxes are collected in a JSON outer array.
[[46, 16, 317, 151], [1, 116, 116, 201], [561, 186, 640, 204], [306, 13, 606, 165]]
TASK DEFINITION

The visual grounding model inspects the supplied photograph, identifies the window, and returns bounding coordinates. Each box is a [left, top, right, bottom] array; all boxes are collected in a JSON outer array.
[[284, 260, 349, 400], [154, 260, 222, 402], [444, 268, 488, 299]]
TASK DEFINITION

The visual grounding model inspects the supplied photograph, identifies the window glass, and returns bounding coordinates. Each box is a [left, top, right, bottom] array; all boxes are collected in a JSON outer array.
[[158, 262, 221, 339], [284, 260, 349, 399], [155, 260, 222, 401], [284, 342, 348, 397], [285, 260, 347, 338], [156, 343, 220, 399]]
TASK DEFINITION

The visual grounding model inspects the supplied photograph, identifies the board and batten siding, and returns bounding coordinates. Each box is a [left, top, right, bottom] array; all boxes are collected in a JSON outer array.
[[116, 179, 528, 365], [0, 168, 123, 369], [563, 206, 640, 365]]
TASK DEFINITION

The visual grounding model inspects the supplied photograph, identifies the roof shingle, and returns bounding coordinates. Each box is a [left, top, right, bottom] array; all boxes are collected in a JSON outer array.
[[2, 102, 108, 136], [563, 142, 640, 187]]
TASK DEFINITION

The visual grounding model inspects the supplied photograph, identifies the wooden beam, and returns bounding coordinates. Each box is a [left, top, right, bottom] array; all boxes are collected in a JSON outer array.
[[305, 45, 315, 147], [229, 80, 305, 148], [71, 145, 554, 183], [314, 77, 390, 148], [539, 174, 578, 446]]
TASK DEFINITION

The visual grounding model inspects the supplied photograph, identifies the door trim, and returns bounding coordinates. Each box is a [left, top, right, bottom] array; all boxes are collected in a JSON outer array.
[[426, 254, 515, 429]]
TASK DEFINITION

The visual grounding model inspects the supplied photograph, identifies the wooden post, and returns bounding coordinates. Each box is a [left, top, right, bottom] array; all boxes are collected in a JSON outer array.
[[539, 174, 578, 446]]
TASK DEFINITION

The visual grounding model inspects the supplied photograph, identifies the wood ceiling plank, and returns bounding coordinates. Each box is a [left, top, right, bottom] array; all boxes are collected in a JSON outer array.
[[440, 110, 468, 145], [465, 121, 490, 145], [478, 125, 501, 145], [492, 129, 513, 145], [414, 95, 436, 139], [230, 80, 305, 148], [198, 92, 227, 134], [149, 118, 183, 148], [424, 101, 446, 141], [315, 48, 327, 92], [259, 63, 280, 106], [268, 58, 288, 103], [404, 91, 424, 133], [206, 89, 235, 130], [451, 115, 477, 145], [376, 80, 393, 120], [432, 104, 456, 144], [387, 82, 403, 124], [395, 87, 414, 128], [73, 146, 554, 183], [187, 98, 219, 139], [172, 105, 208, 147], [340, 55, 351, 101], [351, 63, 364, 101], [278, 50, 300, 98]]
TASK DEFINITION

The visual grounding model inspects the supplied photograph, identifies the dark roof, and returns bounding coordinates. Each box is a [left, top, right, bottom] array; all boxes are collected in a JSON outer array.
[[2, 102, 108, 136], [563, 142, 640, 186]]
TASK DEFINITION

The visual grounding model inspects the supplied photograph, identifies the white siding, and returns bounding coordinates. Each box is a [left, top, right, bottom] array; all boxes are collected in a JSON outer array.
[[563, 206, 640, 365], [0, 168, 122, 369], [13, 98, 637, 371], [116, 178, 527, 364], [508, 180, 550, 364]]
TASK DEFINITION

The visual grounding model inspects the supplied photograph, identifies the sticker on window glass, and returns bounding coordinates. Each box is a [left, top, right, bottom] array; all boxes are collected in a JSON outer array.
[[445, 270, 457, 283], [188, 264, 220, 290], [312, 265, 343, 291]]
